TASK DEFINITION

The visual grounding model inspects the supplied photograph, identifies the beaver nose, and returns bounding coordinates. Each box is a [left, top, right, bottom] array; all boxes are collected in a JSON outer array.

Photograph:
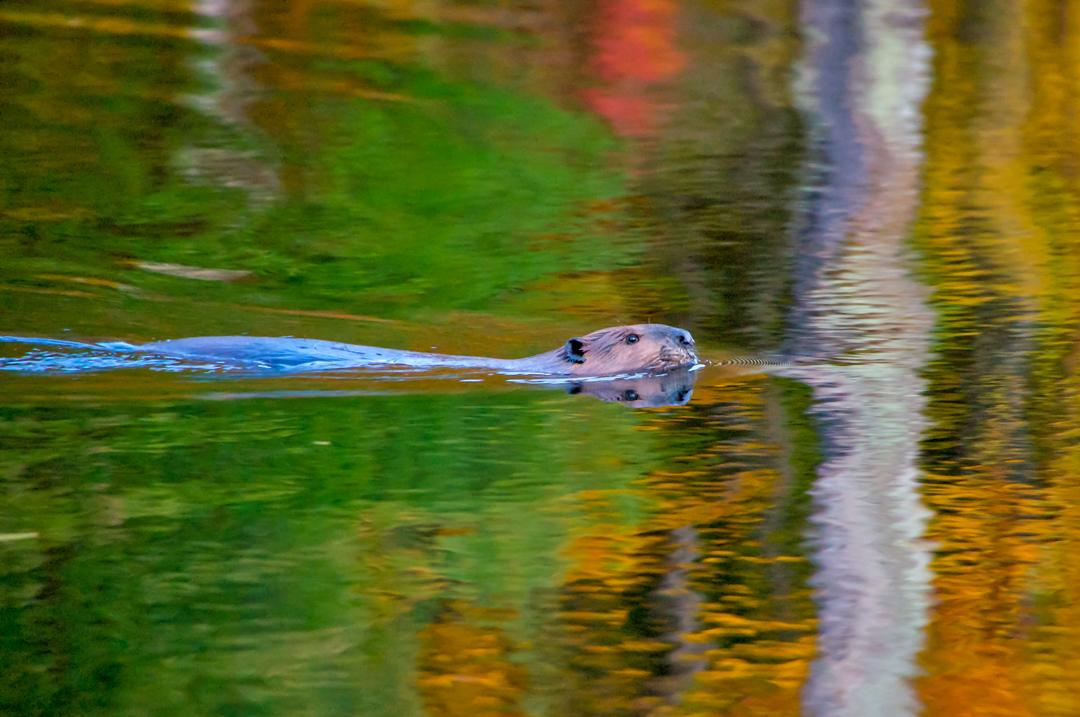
[[676, 331, 698, 362]]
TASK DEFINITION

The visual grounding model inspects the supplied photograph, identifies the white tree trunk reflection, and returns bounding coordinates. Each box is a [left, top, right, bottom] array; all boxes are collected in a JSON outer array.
[[789, 1, 934, 714]]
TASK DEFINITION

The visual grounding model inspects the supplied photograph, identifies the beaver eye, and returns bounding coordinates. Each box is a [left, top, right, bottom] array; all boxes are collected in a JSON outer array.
[[625, 334, 640, 345], [623, 390, 640, 402]]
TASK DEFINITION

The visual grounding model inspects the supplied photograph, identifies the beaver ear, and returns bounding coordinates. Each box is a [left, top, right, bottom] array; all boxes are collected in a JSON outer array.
[[565, 338, 586, 363]]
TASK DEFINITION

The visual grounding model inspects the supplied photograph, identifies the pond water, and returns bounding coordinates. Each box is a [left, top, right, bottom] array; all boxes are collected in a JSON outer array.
[[3, 0, 1080, 715]]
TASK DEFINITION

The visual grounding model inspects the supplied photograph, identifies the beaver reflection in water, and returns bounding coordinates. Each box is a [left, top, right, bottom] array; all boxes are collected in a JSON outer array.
[[138, 323, 698, 376], [564, 367, 698, 407]]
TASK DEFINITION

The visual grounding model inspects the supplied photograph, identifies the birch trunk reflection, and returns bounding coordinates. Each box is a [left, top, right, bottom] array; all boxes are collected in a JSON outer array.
[[789, 1, 934, 714]]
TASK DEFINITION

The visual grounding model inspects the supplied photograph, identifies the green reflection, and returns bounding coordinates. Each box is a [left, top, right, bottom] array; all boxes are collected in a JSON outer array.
[[0, 392, 658, 717], [0, 0, 633, 339]]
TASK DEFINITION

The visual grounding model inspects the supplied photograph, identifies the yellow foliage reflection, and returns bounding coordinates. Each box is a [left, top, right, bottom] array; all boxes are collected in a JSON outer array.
[[915, 1, 1080, 715]]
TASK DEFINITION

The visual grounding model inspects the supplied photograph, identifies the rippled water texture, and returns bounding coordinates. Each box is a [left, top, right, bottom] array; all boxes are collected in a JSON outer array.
[[3, 0, 1080, 715]]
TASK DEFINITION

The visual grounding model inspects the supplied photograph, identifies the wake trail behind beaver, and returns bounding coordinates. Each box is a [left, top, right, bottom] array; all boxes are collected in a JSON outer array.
[[0, 337, 427, 376], [0, 336, 228, 374]]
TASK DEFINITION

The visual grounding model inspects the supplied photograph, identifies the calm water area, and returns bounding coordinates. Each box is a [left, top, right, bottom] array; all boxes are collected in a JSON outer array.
[[3, 0, 1080, 715]]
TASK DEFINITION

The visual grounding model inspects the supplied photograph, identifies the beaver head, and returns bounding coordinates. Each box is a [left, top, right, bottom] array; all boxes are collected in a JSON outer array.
[[559, 323, 697, 376]]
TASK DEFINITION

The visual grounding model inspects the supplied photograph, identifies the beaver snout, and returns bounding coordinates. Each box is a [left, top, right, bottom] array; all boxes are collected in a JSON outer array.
[[667, 329, 698, 365]]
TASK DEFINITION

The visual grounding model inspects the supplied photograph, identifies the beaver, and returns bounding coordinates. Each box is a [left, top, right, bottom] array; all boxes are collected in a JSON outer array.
[[136, 323, 698, 376]]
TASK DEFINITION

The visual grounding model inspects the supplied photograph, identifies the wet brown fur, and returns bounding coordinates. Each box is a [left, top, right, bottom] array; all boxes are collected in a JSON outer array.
[[137, 323, 698, 377], [521, 323, 698, 376]]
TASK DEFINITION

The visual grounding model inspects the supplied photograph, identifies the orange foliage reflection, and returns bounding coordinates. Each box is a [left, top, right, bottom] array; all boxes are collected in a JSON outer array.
[[550, 378, 817, 716], [418, 601, 529, 717], [582, 0, 685, 136]]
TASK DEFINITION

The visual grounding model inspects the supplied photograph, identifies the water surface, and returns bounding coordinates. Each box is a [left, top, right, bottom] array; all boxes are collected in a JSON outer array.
[[3, 0, 1080, 715]]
